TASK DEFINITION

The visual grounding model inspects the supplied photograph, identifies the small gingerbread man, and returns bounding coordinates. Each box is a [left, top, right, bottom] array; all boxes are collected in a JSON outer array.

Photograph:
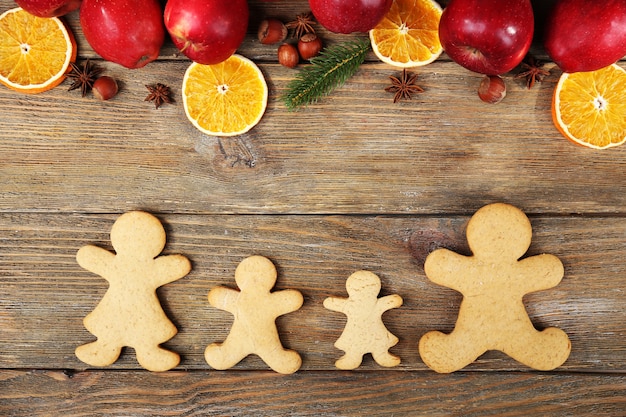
[[75, 211, 191, 372], [324, 271, 403, 369], [419, 203, 571, 373], [205, 255, 303, 374]]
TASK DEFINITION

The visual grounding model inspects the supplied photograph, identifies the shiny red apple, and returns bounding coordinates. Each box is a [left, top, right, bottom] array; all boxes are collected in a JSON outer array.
[[309, 0, 392, 34], [164, 0, 248, 65], [438, 0, 534, 75], [544, 0, 626, 73], [15, 0, 81, 17], [80, 0, 164, 69]]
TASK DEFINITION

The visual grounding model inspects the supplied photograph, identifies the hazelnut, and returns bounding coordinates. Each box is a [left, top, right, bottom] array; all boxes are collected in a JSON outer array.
[[278, 43, 299, 68], [478, 75, 506, 104], [298, 33, 322, 60], [92, 76, 118, 101], [258, 18, 288, 45]]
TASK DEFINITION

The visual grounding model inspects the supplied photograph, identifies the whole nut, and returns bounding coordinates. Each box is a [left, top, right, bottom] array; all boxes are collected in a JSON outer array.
[[278, 43, 299, 68], [258, 18, 288, 45], [298, 33, 322, 60], [92, 76, 118, 101], [478, 75, 506, 104]]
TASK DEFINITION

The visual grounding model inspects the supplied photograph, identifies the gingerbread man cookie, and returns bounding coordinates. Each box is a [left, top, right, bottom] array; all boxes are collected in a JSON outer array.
[[419, 203, 571, 373], [205, 255, 303, 374], [75, 211, 191, 372], [324, 271, 402, 369]]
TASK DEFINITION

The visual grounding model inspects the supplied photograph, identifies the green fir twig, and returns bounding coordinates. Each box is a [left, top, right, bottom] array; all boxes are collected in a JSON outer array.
[[283, 37, 371, 111]]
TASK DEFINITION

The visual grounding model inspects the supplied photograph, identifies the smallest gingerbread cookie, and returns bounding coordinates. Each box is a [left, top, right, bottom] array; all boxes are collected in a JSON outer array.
[[205, 255, 303, 374], [324, 270, 403, 370]]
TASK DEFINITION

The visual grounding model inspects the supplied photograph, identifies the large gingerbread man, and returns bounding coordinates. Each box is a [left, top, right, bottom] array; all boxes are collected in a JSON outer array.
[[205, 255, 303, 374], [75, 211, 191, 372], [324, 270, 402, 369], [419, 203, 571, 373]]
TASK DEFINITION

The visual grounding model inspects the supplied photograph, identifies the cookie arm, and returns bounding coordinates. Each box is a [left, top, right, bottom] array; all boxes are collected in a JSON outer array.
[[271, 289, 304, 316], [518, 254, 564, 292], [208, 286, 240, 314], [375, 294, 403, 314], [323, 296, 347, 313], [76, 245, 115, 280], [424, 248, 469, 292], [153, 255, 192, 286]]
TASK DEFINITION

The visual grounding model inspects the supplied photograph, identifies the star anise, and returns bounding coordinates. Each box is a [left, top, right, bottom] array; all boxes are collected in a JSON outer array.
[[286, 11, 316, 39], [145, 83, 174, 109], [385, 69, 424, 103], [67, 59, 104, 97], [515, 55, 550, 89]]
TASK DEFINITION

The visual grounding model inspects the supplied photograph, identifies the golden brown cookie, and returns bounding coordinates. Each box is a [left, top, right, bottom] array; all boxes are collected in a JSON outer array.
[[419, 203, 571, 373], [324, 270, 402, 369], [75, 211, 191, 372], [205, 255, 303, 374]]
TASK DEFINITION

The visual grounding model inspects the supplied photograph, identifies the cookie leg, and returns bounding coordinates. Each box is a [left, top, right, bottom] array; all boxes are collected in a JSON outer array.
[[75, 340, 122, 367], [258, 347, 302, 374], [335, 351, 364, 370], [135, 346, 180, 372], [205, 342, 248, 370], [418, 330, 485, 373], [504, 327, 571, 370], [372, 350, 401, 368]]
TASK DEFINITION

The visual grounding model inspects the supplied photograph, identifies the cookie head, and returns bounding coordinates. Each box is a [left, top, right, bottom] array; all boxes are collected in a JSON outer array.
[[345, 271, 381, 299], [466, 203, 532, 260], [110, 211, 166, 258], [234, 255, 278, 291]]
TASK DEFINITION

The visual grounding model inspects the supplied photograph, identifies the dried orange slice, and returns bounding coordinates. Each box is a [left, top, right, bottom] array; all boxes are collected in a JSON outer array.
[[369, 0, 443, 68], [0, 7, 76, 94], [552, 64, 626, 149], [182, 54, 268, 137]]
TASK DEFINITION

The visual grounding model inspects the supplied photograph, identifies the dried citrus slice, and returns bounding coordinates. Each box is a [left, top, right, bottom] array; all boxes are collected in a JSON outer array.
[[552, 64, 626, 149], [182, 54, 268, 137], [369, 0, 443, 68], [0, 7, 76, 94]]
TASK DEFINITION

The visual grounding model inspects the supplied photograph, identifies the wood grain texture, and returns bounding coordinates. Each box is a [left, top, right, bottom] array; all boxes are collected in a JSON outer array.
[[0, 0, 623, 414], [0, 214, 624, 371], [0, 2, 623, 215], [1, 370, 623, 417], [3, 58, 626, 215]]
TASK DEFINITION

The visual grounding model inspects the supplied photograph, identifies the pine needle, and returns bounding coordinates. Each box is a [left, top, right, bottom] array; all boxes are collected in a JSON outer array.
[[283, 37, 371, 111]]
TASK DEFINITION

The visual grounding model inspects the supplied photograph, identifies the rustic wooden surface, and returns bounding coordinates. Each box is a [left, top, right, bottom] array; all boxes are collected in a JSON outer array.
[[1, 0, 625, 415]]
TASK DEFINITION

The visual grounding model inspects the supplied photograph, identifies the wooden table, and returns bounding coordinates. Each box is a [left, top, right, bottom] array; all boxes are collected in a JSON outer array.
[[1, 0, 624, 415]]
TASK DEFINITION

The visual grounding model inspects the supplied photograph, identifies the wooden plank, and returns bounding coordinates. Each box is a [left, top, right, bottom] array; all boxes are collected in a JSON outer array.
[[2, 58, 626, 215], [0, 213, 624, 371], [0, 369, 623, 416], [0, 2, 622, 215]]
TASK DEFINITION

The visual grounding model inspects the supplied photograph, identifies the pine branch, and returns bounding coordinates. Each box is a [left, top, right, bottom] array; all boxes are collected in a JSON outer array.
[[283, 37, 371, 111]]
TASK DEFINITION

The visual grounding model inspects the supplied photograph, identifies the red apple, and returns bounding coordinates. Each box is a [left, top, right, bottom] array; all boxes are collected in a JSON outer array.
[[80, 0, 164, 69], [309, 0, 392, 34], [15, 0, 81, 17], [164, 0, 248, 65], [544, 0, 626, 73], [438, 0, 534, 75]]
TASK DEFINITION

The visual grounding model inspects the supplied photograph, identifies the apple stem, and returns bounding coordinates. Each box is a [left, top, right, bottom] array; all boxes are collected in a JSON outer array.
[[179, 40, 192, 54]]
